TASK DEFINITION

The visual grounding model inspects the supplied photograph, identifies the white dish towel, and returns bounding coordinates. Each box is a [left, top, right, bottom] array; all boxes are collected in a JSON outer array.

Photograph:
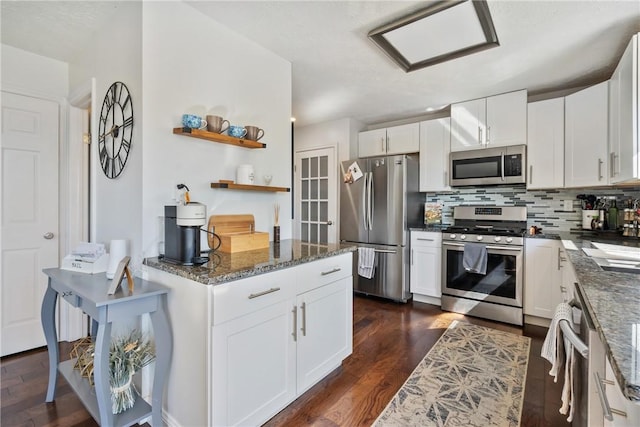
[[358, 247, 375, 279], [541, 302, 576, 422]]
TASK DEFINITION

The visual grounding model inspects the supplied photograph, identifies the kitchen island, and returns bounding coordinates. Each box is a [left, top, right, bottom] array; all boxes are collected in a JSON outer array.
[[143, 240, 356, 427], [532, 232, 640, 406]]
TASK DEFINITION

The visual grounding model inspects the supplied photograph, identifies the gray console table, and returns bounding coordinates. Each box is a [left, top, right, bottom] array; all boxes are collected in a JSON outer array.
[[41, 268, 172, 426]]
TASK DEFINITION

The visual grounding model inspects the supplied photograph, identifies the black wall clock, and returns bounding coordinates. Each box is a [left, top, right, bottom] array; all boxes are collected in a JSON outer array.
[[98, 81, 133, 179]]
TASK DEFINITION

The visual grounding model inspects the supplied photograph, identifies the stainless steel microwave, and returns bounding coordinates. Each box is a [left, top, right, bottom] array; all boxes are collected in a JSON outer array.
[[450, 145, 526, 187]]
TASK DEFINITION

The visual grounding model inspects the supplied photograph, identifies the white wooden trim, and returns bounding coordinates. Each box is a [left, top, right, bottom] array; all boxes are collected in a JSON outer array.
[[294, 145, 338, 243]]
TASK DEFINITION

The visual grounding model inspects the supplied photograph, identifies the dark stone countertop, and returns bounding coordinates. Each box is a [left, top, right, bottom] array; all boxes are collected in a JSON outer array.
[[410, 224, 450, 232], [542, 232, 640, 402], [144, 239, 356, 286]]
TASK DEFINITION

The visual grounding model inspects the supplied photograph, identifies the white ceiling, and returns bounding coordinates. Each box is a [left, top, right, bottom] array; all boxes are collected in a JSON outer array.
[[2, 1, 639, 127]]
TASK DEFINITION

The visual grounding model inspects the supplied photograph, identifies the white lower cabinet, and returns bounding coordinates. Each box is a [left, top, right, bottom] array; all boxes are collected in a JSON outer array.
[[603, 359, 640, 426], [524, 238, 564, 319], [410, 231, 442, 302], [296, 277, 352, 393], [212, 300, 297, 427], [212, 253, 353, 427]]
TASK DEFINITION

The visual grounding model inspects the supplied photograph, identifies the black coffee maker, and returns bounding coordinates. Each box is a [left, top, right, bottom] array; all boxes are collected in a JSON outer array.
[[164, 204, 208, 265]]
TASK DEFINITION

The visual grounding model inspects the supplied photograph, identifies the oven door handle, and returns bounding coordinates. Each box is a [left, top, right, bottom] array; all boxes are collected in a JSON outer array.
[[443, 242, 521, 251]]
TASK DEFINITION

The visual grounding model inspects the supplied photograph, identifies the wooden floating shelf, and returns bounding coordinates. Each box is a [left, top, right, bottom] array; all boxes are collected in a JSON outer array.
[[173, 127, 266, 149], [211, 182, 290, 193]]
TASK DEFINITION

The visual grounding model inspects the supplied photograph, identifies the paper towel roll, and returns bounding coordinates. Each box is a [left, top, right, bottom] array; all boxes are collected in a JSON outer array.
[[106, 239, 128, 279]]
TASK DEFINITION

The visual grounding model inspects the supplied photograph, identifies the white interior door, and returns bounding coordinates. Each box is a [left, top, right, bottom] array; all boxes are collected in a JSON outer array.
[[295, 147, 337, 244], [1, 91, 60, 356]]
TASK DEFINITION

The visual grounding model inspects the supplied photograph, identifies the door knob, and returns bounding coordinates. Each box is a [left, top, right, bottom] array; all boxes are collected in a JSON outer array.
[[43, 232, 54, 240]]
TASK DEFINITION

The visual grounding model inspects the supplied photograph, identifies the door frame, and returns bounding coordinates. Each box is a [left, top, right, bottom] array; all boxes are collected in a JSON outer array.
[[294, 145, 338, 244], [60, 79, 95, 341]]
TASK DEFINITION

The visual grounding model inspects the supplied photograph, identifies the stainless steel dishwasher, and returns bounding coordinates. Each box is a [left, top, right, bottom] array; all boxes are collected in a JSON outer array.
[[571, 283, 606, 427]]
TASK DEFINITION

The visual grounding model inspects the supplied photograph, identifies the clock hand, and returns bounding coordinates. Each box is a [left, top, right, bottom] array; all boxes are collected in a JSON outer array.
[[102, 124, 121, 138]]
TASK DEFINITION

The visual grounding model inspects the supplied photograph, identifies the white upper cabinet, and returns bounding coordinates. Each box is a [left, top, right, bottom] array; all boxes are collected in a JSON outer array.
[[564, 81, 609, 188], [358, 123, 419, 158], [450, 89, 527, 152], [358, 128, 387, 158], [609, 33, 639, 184], [486, 90, 528, 148], [419, 118, 451, 192], [450, 98, 486, 151], [527, 98, 565, 189]]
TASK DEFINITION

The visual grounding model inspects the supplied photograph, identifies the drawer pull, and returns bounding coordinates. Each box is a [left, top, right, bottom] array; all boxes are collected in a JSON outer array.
[[594, 372, 614, 421], [321, 268, 341, 276], [248, 287, 281, 299], [611, 408, 628, 418], [417, 238, 435, 241]]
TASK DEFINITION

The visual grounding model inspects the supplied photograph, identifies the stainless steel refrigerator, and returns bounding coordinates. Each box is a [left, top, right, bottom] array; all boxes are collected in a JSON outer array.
[[340, 154, 422, 302]]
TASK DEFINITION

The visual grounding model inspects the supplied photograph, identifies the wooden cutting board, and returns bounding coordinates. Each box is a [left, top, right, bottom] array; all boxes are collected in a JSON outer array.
[[207, 214, 269, 253]]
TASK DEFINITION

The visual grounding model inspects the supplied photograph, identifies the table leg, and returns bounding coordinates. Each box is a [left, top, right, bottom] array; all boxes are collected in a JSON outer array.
[[41, 282, 58, 402], [150, 294, 173, 426], [94, 320, 114, 426]]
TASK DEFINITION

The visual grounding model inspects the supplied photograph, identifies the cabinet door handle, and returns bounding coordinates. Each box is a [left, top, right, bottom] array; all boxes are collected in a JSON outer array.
[[411, 249, 414, 265], [301, 302, 307, 337], [386, 135, 389, 153], [381, 137, 385, 153], [417, 238, 435, 241], [594, 372, 614, 421], [248, 287, 280, 299], [292, 305, 298, 342], [321, 267, 341, 276], [478, 127, 482, 145], [610, 152, 615, 177], [598, 158, 604, 181], [558, 248, 562, 270], [529, 165, 533, 184], [486, 126, 491, 144]]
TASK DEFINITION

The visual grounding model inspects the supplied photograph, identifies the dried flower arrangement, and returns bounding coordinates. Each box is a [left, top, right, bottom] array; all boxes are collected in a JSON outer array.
[[71, 330, 155, 414]]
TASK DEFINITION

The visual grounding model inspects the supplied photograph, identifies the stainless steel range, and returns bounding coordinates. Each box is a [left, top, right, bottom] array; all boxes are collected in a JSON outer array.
[[441, 206, 527, 326]]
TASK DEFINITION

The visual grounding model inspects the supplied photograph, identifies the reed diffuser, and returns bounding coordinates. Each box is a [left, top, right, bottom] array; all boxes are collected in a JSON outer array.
[[273, 203, 280, 243]]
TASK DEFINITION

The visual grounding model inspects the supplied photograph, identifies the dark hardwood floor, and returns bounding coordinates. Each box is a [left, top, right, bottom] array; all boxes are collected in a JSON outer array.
[[1, 296, 569, 427]]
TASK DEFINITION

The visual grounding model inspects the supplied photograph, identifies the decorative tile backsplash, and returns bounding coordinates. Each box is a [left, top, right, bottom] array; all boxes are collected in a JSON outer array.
[[425, 185, 640, 232]]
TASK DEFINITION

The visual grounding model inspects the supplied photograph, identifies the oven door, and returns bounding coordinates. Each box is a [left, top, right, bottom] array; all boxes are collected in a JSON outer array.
[[441, 241, 523, 307]]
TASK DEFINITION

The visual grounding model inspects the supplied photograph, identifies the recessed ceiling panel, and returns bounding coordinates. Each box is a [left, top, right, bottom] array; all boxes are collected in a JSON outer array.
[[382, 2, 485, 64], [369, 0, 499, 72]]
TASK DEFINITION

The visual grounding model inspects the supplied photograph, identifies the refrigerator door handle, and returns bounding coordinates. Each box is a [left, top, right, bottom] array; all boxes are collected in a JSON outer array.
[[362, 172, 368, 231], [368, 172, 374, 230]]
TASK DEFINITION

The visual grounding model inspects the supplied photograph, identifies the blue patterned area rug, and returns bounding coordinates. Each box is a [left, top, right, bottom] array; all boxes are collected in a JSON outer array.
[[373, 320, 531, 427]]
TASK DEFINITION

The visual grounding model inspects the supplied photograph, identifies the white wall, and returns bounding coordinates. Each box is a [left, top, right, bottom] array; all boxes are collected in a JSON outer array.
[[295, 117, 362, 163], [1, 45, 69, 98], [68, 2, 143, 269], [141, 2, 292, 259]]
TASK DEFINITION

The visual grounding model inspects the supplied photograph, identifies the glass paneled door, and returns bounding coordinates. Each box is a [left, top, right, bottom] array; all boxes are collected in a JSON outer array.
[[295, 147, 337, 243]]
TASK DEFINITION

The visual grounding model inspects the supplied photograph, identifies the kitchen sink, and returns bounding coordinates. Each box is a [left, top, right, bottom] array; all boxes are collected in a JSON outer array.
[[582, 242, 640, 274]]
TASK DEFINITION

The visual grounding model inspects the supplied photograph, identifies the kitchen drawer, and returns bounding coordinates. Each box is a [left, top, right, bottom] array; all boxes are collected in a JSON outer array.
[[295, 253, 352, 295], [603, 359, 640, 426], [411, 231, 442, 247], [212, 267, 296, 326]]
